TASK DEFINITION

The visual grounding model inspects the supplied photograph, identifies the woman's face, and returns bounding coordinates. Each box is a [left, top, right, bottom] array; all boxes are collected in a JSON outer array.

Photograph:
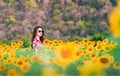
[[37, 28, 43, 37]]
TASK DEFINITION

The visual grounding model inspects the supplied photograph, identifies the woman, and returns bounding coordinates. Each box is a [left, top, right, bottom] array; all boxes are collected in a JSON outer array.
[[31, 26, 44, 55]]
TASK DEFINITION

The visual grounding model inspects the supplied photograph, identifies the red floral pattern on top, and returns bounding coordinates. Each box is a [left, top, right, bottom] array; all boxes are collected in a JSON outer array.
[[32, 37, 42, 48]]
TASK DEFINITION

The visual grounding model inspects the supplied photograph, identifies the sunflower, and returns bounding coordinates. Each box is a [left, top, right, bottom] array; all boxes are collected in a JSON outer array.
[[113, 62, 120, 69], [90, 53, 98, 59], [57, 39, 63, 44], [21, 62, 30, 72], [43, 39, 51, 45], [15, 58, 27, 68], [73, 40, 80, 45], [19, 56, 26, 61], [102, 45, 110, 52], [96, 41, 103, 45], [11, 42, 18, 49], [9, 52, 15, 58], [3, 60, 7, 64], [7, 69, 19, 76], [53, 43, 77, 68], [5, 46, 11, 53], [1, 44, 7, 50], [98, 55, 111, 68], [108, 0, 120, 37], [4, 49, 9, 53], [0, 65, 6, 71], [6, 58, 13, 64], [87, 46, 94, 53], [76, 50, 83, 58], [83, 56, 89, 62], [109, 55, 114, 63], [82, 38, 89, 44], [13, 60, 17, 65], [102, 38, 109, 45], [82, 50, 87, 55], [48, 40, 53, 45], [87, 41, 95, 47], [52, 39, 59, 44], [95, 45, 103, 51], [0, 45, 3, 52], [17, 40, 23, 47], [108, 42, 118, 50], [0, 54, 3, 60], [17, 61, 24, 67], [79, 41, 86, 48]]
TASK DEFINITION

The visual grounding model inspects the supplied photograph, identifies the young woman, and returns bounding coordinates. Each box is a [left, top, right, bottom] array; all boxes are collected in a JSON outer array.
[[31, 26, 44, 55]]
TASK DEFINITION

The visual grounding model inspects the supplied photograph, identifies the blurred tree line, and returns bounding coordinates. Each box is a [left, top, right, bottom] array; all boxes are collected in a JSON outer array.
[[0, 0, 117, 42]]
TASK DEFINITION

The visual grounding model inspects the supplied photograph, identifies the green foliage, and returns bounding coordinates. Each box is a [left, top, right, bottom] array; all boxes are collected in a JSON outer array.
[[50, 4, 61, 16], [25, 63, 43, 76], [16, 49, 34, 57], [38, 46, 56, 62], [103, 67, 120, 76], [65, 63, 80, 76], [63, 12, 73, 21], [110, 0, 117, 6], [51, 63, 64, 73], [109, 44, 120, 61], [66, 20, 74, 25], [0, 40, 10, 45], [76, 20, 86, 29], [52, 16, 60, 23], [5, 16, 17, 25], [90, 33, 104, 41], [76, 20, 83, 26], [28, 0, 38, 8], [53, 9, 61, 15], [107, 35, 120, 43], [74, 56, 84, 66], [90, 0, 105, 9], [21, 40, 31, 48], [89, 72, 98, 76], [22, 41, 31, 48], [3, 0, 14, 3], [3, 54, 9, 59], [5, 19, 16, 25]]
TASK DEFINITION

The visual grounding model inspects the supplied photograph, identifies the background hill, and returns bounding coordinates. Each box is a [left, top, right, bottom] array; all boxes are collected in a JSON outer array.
[[0, 0, 117, 42]]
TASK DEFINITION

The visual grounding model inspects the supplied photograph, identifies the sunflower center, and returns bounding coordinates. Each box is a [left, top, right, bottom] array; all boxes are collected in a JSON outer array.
[[0, 55, 2, 59], [1, 66, 5, 70], [97, 45, 102, 49], [18, 61, 23, 65], [91, 54, 96, 57], [76, 52, 80, 56], [61, 50, 71, 58], [105, 47, 109, 50], [100, 58, 109, 64], [89, 48, 93, 51]]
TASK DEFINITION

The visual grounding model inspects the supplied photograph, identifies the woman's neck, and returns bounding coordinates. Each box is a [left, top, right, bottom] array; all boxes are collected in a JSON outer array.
[[35, 36, 40, 40]]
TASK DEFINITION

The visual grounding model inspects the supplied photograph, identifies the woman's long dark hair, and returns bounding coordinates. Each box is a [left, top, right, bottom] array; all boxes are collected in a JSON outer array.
[[31, 26, 44, 44]]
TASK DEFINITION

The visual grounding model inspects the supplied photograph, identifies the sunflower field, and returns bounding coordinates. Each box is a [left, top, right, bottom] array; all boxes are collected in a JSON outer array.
[[0, 38, 120, 76]]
